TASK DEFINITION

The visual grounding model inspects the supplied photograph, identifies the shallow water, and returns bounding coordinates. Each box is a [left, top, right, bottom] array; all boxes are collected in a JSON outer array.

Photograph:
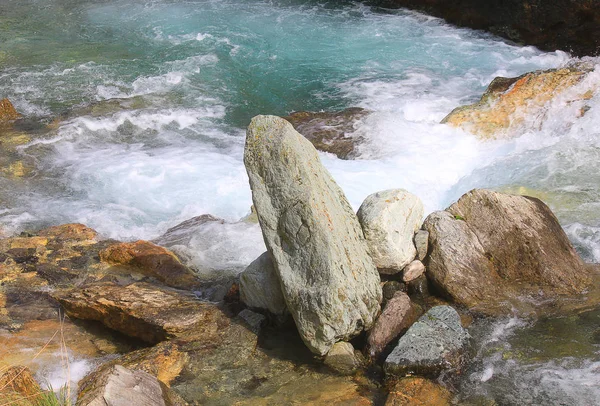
[[1, 0, 599, 403]]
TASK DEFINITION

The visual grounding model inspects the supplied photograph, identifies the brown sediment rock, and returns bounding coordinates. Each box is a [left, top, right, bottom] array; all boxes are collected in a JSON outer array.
[[423, 189, 596, 315], [442, 64, 596, 139], [52, 282, 227, 344], [0, 98, 20, 122], [385, 377, 453, 406], [282, 107, 369, 159], [99, 240, 200, 290]]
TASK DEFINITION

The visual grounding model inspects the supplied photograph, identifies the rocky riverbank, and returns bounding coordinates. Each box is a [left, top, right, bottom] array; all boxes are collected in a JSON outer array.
[[2, 104, 599, 404], [372, 0, 600, 57]]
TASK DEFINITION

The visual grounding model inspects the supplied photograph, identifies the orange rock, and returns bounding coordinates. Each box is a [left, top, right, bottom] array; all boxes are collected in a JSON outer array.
[[0, 366, 43, 402], [442, 64, 596, 139], [99, 240, 199, 289], [0, 98, 20, 122], [385, 377, 452, 406]]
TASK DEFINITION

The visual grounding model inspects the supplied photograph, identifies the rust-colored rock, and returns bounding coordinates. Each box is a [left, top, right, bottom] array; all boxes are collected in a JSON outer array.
[[442, 64, 595, 139], [385, 377, 452, 406], [0, 366, 43, 402], [99, 240, 200, 289], [367, 292, 418, 358], [283, 107, 369, 159], [0, 98, 20, 122], [38, 223, 98, 243], [423, 189, 595, 315], [52, 282, 228, 343]]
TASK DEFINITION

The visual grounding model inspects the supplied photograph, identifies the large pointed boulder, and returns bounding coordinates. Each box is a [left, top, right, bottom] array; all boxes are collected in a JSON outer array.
[[244, 115, 381, 355]]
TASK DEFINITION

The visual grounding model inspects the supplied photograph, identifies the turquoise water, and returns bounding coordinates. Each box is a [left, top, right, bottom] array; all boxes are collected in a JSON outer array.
[[1, 1, 599, 403]]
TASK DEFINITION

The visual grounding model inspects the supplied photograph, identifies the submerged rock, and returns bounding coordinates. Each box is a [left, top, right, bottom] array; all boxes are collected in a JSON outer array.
[[357, 189, 424, 274], [442, 64, 596, 139], [0, 98, 20, 122], [77, 364, 183, 406], [99, 240, 200, 290], [324, 341, 364, 375], [385, 377, 453, 406], [52, 282, 227, 344], [239, 252, 287, 315], [282, 107, 369, 159], [423, 189, 593, 315], [244, 115, 381, 355], [384, 306, 469, 377]]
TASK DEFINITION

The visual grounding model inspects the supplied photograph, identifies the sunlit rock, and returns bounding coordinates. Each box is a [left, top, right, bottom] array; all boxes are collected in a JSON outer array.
[[244, 115, 381, 355], [357, 189, 424, 274], [442, 64, 597, 139], [423, 189, 595, 315]]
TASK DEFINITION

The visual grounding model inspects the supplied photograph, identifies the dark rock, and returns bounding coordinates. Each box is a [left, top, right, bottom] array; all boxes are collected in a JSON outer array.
[[52, 282, 228, 344], [282, 107, 370, 159], [423, 189, 595, 315], [407, 275, 429, 297], [384, 306, 470, 377], [374, 0, 600, 57], [382, 280, 407, 305]]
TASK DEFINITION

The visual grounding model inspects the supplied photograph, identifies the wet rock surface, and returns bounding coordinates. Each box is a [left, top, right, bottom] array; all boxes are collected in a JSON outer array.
[[99, 240, 200, 290], [52, 281, 227, 344], [423, 189, 594, 315], [244, 115, 381, 355], [442, 64, 595, 138], [282, 107, 369, 159], [384, 306, 470, 377]]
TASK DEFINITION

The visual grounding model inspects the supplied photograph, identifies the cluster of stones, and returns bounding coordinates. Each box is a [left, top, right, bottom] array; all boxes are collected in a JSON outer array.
[[2, 87, 599, 404]]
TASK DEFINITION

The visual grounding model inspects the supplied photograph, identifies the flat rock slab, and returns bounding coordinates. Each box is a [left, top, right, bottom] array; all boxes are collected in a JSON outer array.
[[384, 306, 469, 377], [53, 282, 227, 344], [244, 115, 381, 355]]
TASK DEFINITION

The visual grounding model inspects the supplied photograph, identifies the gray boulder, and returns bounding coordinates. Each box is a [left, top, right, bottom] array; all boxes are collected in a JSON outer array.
[[357, 189, 424, 274], [239, 252, 287, 315], [424, 189, 593, 315], [384, 306, 469, 377], [244, 115, 381, 355]]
